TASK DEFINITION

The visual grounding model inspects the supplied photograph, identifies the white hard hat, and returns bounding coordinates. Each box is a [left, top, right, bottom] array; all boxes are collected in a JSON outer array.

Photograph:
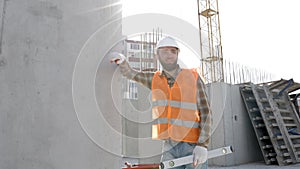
[[156, 36, 180, 50]]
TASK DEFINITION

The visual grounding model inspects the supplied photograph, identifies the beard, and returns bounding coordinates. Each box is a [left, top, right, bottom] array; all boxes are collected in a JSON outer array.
[[159, 59, 178, 71], [161, 62, 177, 71]]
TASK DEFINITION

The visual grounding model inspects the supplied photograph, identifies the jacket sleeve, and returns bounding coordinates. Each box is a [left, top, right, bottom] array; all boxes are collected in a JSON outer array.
[[196, 75, 212, 148], [119, 61, 153, 89]]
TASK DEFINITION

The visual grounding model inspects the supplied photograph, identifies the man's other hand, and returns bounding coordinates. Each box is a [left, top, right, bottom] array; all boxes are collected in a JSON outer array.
[[192, 146, 208, 166]]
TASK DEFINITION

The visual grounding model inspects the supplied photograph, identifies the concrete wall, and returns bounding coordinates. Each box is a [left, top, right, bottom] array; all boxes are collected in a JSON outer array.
[[136, 84, 163, 164], [208, 83, 263, 166], [0, 0, 123, 169], [121, 82, 162, 163]]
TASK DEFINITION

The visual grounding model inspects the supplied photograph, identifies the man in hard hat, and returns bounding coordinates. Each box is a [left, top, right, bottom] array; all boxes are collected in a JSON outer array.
[[111, 36, 211, 169]]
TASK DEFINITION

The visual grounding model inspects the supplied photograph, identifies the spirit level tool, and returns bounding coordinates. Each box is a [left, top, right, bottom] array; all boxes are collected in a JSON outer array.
[[160, 146, 233, 169]]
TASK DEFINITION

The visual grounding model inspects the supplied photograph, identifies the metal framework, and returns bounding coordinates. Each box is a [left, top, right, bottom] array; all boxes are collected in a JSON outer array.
[[197, 0, 224, 83]]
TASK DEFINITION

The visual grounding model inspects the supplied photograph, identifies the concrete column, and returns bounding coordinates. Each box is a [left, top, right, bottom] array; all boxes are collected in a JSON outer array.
[[0, 0, 123, 169]]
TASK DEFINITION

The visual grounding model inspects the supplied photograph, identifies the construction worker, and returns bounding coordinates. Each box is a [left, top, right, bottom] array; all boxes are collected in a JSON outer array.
[[111, 36, 211, 169]]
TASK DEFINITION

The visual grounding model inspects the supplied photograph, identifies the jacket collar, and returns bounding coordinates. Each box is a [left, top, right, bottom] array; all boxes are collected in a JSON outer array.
[[158, 64, 182, 79]]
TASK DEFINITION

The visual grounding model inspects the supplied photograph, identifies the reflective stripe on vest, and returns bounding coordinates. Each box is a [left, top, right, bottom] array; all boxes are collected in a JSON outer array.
[[152, 118, 200, 128], [152, 100, 198, 110], [170, 100, 197, 110], [151, 69, 201, 143], [152, 100, 168, 107]]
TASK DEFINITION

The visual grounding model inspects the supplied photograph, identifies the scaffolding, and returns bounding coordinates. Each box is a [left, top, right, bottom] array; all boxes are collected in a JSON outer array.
[[197, 0, 224, 83]]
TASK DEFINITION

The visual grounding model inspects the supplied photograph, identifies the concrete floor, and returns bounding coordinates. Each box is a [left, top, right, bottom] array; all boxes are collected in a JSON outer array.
[[210, 161, 300, 169]]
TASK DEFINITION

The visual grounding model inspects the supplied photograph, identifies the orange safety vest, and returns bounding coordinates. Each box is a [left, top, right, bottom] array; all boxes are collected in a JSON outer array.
[[151, 69, 201, 143]]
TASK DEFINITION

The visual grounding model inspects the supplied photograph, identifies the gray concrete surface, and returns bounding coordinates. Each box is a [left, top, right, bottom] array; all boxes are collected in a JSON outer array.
[[207, 83, 262, 166], [122, 81, 163, 163], [0, 0, 123, 169], [210, 161, 300, 169]]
